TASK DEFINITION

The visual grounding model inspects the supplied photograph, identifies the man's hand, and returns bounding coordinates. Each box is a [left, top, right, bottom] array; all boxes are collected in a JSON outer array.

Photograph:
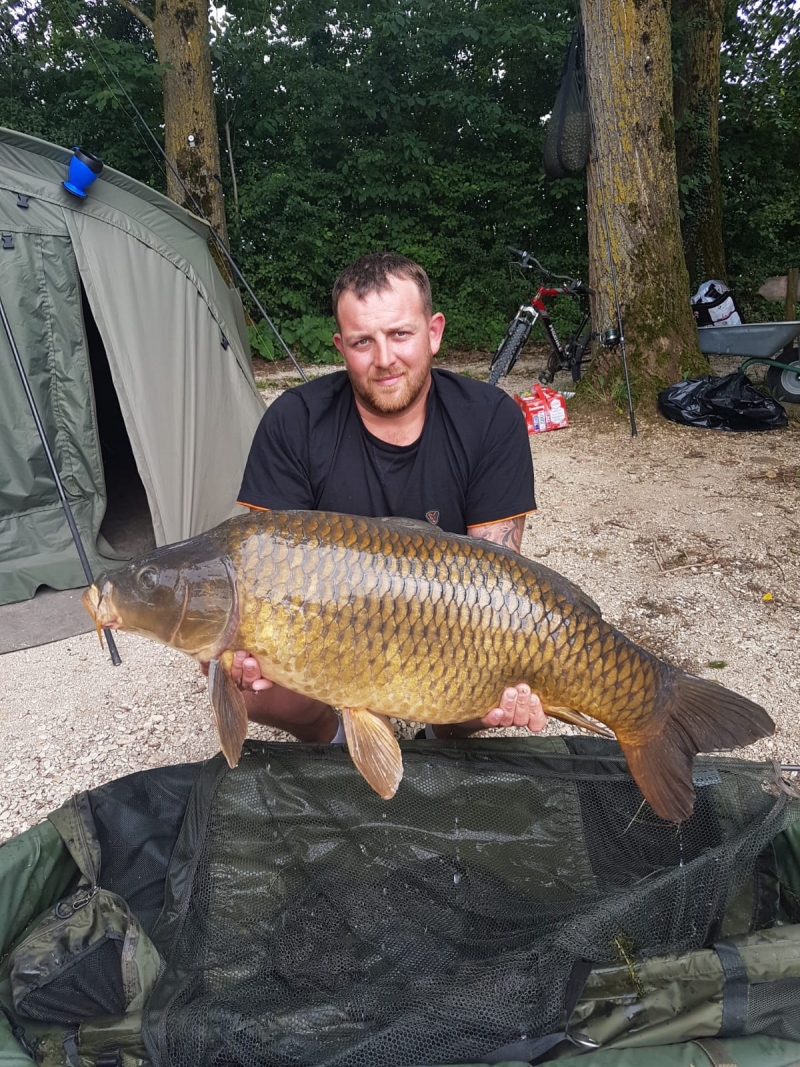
[[229, 650, 273, 692], [198, 652, 337, 741], [429, 684, 546, 739], [480, 683, 546, 731], [198, 650, 273, 691]]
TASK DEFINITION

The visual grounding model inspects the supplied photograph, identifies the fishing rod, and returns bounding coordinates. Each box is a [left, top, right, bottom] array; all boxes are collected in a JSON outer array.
[[0, 294, 121, 666], [77, 29, 309, 384], [582, 25, 637, 438]]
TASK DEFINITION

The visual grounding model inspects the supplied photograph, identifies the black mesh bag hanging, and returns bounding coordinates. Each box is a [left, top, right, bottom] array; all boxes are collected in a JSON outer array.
[[543, 25, 590, 179]]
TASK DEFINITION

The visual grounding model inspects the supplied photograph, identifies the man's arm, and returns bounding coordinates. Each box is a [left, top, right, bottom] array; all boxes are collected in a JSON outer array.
[[466, 514, 526, 553]]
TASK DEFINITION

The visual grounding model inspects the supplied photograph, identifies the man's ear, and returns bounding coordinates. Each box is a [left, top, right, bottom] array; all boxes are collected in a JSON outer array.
[[428, 312, 446, 355], [333, 332, 344, 356]]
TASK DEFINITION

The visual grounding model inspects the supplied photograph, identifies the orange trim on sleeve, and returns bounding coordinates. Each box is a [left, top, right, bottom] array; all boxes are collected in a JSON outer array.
[[236, 501, 271, 512], [467, 508, 537, 530]]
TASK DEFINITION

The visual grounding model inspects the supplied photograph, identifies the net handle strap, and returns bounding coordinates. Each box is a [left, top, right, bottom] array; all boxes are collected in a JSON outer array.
[[482, 957, 597, 1064]]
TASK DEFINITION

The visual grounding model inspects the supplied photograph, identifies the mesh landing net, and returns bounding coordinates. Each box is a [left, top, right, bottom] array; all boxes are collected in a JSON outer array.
[[143, 737, 797, 1067]]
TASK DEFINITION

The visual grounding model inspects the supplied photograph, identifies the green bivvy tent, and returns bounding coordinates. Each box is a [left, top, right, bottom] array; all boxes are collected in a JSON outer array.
[[0, 126, 265, 605]]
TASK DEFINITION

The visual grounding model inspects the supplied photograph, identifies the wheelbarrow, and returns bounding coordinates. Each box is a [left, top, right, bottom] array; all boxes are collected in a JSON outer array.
[[697, 320, 800, 404]]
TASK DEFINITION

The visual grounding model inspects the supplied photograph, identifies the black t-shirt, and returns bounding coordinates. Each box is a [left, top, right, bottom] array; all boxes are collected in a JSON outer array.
[[238, 369, 536, 535]]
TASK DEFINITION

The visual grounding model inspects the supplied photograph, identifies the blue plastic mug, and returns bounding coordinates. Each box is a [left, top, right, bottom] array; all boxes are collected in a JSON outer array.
[[63, 148, 104, 198]]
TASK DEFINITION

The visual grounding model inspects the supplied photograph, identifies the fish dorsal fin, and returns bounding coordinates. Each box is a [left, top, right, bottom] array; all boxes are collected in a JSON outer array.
[[378, 515, 441, 532], [341, 707, 403, 799], [208, 658, 249, 768], [531, 561, 603, 618]]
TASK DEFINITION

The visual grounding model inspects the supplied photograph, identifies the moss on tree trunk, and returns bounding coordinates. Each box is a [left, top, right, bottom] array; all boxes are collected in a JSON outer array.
[[580, 0, 706, 394]]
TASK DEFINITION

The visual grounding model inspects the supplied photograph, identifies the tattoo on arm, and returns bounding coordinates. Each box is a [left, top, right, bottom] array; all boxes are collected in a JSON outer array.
[[467, 516, 526, 553]]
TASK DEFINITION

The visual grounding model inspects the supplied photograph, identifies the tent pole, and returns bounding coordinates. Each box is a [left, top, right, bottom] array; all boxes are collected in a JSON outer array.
[[0, 294, 120, 666]]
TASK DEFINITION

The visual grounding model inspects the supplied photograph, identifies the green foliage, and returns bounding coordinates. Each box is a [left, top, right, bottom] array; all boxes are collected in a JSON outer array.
[[247, 323, 276, 362], [1, 0, 796, 354], [214, 0, 584, 350], [279, 315, 340, 365], [0, 0, 164, 189], [719, 0, 800, 315]]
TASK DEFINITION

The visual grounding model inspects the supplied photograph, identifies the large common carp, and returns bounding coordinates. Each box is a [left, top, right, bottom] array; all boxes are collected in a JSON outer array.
[[83, 510, 774, 821]]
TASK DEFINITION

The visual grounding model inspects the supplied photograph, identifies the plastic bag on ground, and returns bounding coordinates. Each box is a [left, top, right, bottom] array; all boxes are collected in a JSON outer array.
[[658, 371, 787, 431]]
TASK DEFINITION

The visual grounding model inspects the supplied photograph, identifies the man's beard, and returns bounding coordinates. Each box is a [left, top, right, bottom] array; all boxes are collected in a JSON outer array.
[[348, 355, 432, 415]]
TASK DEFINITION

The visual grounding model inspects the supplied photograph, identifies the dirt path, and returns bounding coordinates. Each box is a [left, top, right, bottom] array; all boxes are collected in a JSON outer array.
[[1, 355, 798, 842]]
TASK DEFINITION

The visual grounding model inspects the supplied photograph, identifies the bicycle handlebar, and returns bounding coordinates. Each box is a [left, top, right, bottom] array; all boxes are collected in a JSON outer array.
[[507, 247, 592, 295]]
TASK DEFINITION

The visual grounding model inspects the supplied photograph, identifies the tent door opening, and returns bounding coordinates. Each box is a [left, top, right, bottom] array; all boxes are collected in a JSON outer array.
[[81, 288, 155, 562]]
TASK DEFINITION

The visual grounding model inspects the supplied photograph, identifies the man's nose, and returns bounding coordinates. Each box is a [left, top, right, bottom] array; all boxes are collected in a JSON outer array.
[[372, 337, 395, 367]]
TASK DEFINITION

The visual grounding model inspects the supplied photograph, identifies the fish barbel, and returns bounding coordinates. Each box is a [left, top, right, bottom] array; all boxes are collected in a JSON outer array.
[[82, 510, 774, 821]]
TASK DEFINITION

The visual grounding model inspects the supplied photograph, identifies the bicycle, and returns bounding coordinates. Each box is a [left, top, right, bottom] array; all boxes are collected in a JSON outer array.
[[488, 249, 609, 387]]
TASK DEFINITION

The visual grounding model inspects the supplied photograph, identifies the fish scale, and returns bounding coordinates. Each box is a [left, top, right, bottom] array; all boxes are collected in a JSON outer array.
[[83, 509, 775, 821]]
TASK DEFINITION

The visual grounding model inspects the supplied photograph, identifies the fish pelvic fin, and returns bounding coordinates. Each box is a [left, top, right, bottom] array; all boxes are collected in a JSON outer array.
[[545, 705, 614, 738], [341, 707, 403, 800], [208, 657, 249, 769], [619, 671, 775, 823]]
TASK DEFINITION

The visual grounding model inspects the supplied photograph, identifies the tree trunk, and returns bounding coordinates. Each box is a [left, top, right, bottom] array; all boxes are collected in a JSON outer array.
[[152, 0, 228, 247], [580, 0, 704, 389], [672, 0, 726, 288]]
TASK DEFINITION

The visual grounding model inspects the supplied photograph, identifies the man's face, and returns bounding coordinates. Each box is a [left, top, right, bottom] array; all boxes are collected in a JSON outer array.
[[333, 277, 446, 416]]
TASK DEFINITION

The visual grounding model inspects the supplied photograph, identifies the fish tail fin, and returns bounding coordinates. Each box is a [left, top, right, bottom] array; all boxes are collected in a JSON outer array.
[[208, 658, 249, 768], [619, 672, 774, 823]]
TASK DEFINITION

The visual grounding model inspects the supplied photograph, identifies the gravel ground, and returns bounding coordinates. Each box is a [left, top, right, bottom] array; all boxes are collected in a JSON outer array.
[[1, 356, 798, 843]]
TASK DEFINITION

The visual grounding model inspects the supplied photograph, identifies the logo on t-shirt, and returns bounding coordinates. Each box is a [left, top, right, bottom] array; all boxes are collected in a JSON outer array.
[[425, 510, 440, 526]]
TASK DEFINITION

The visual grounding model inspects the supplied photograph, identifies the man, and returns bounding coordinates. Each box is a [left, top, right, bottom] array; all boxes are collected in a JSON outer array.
[[232, 253, 546, 742]]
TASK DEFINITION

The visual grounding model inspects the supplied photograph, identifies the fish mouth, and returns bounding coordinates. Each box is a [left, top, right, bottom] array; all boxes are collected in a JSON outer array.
[[82, 582, 122, 644]]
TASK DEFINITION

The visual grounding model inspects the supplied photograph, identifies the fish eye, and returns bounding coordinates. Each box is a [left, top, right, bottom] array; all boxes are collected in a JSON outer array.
[[137, 566, 159, 591]]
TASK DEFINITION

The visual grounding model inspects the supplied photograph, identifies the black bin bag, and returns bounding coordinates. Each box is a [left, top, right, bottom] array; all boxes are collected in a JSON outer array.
[[658, 371, 788, 431]]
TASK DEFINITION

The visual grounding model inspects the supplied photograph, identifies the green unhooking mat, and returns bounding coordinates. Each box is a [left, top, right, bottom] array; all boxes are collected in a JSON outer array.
[[0, 736, 799, 1066]]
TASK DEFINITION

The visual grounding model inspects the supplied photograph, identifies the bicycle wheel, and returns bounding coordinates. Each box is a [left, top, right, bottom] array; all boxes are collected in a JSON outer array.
[[488, 320, 531, 386]]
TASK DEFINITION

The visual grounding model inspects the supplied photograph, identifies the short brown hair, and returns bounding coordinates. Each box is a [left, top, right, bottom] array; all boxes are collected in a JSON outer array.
[[332, 253, 433, 323]]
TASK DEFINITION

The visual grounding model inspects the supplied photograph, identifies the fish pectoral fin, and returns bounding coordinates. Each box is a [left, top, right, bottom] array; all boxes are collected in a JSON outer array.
[[208, 658, 249, 769], [545, 705, 615, 738], [341, 707, 403, 800]]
